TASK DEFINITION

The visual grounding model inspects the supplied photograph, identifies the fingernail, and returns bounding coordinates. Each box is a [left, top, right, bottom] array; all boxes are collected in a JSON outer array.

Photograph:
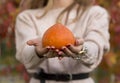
[[66, 44, 71, 47]]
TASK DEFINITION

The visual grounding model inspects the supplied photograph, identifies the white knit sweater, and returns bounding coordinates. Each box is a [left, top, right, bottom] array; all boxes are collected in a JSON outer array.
[[15, 5, 110, 83]]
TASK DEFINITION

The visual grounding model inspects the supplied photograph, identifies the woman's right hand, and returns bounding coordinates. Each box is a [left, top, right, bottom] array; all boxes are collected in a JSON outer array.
[[27, 38, 58, 58]]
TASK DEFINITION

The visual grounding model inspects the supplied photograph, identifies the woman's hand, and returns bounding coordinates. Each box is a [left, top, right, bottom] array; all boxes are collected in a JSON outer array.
[[27, 38, 58, 58], [58, 38, 84, 59]]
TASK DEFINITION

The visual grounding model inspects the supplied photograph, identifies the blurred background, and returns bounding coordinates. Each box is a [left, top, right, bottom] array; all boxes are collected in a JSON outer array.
[[0, 0, 120, 83]]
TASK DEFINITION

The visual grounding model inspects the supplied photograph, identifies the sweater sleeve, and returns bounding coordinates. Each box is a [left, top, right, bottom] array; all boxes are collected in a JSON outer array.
[[78, 6, 110, 69], [15, 10, 45, 72]]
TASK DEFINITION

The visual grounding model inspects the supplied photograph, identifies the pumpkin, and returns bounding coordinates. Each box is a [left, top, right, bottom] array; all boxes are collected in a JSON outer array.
[[42, 23, 75, 49]]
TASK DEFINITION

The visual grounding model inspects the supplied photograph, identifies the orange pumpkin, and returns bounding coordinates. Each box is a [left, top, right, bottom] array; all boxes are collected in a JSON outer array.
[[42, 23, 75, 49]]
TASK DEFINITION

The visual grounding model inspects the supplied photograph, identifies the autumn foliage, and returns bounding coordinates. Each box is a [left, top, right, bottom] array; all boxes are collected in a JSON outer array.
[[0, 0, 120, 83]]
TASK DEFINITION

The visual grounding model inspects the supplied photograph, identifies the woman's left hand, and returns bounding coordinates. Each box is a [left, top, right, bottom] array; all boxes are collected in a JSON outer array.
[[57, 38, 84, 59]]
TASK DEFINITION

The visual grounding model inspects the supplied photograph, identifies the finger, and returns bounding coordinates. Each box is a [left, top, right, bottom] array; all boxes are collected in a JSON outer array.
[[61, 46, 74, 58], [49, 46, 57, 57], [55, 49, 59, 53], [75, 39, 84, 46], [57, 51, 65, 60], [57, 51, 66, 57], [62, 47, 77, 59], [67, 44, 83, 54]]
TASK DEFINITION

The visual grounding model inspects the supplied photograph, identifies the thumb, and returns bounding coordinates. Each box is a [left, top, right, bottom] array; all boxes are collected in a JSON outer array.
[[75, 38, 84, 46], [27, 38, 39, 46]]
